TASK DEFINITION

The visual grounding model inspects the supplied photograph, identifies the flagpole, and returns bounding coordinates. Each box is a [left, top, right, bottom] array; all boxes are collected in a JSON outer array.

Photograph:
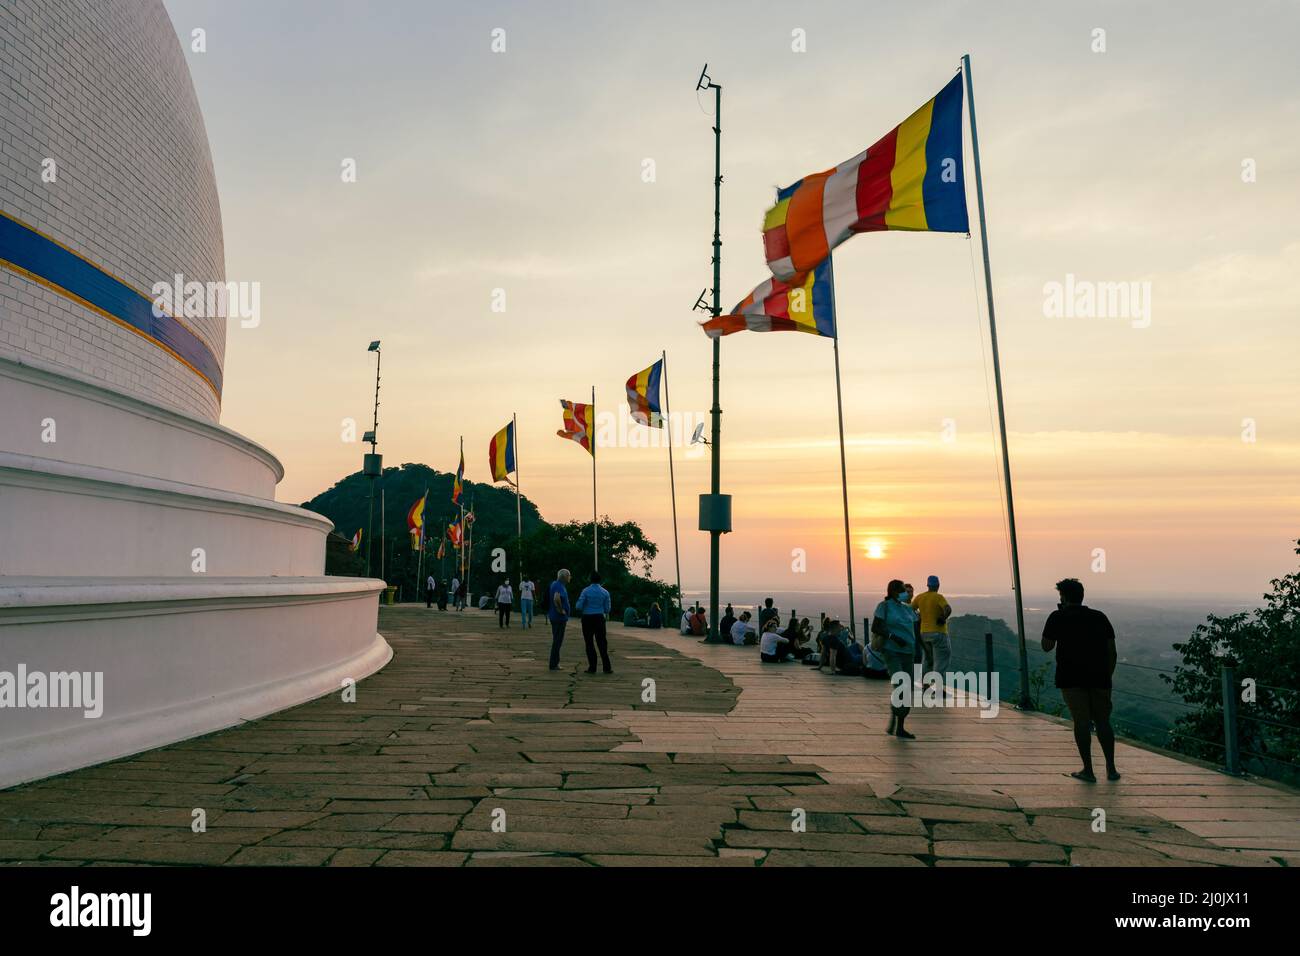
[[696, 64, 728, 644], [826, 256, 857, 637], [591, 385, 598, 571], [380, 488, 386, 583], [963, 53, 1031, 709], [513, 412, 522, 594], [661, 349, 683, 613]]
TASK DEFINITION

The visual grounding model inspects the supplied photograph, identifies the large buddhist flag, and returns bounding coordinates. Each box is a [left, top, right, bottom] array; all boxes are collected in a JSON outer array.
[[488, 421, 516, 482], [348, 528, 362, 552], [557, 399, 594, 455], [701, 258, 836, 338], [452, 445, 464, 505], [763, 73, 968, 282], [626, 360, 664, 427]]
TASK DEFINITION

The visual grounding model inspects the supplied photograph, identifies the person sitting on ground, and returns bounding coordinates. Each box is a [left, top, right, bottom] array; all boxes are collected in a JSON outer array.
[[759, 618, 792, 663], [1041, 577, 1121, 783], [784, 617, 814, 659], [718, 603, 736, 642], [647, 603, 663, 629], [623, 605, 643, 627], [478, 593, 492, 611], [785, 610, 799, 637], [688, 605, 708, 637], [863, 642, 890, 679], [679, 606, 692, 635], [730, 610, 757, 646]]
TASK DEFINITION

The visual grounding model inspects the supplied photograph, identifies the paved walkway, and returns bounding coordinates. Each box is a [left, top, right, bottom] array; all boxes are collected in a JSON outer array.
[[0, 607, 1295, 866]]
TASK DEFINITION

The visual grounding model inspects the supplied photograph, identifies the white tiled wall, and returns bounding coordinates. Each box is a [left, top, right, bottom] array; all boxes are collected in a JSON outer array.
[[0, 0, 225, 422]]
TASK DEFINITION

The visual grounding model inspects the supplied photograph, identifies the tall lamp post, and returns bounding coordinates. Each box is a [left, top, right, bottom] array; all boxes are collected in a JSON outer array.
[[363, 340, 382, 578], [694, 64, 731, 642]]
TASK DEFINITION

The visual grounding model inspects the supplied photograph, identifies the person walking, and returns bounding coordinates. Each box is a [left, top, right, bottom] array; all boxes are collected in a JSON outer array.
[[912, 575, 953, 680], [426, 573, 435, 609], [1041, 578, 1121, 782], [519, 575, 535, 628], [546, 569, 572, 670], [873, 579, 920, 739], [495, 578, 514, 629], [575, 570, 613, 674]]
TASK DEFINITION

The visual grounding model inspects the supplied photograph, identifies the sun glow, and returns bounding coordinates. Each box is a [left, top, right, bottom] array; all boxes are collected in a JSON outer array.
[[864, 539, 887, 560]]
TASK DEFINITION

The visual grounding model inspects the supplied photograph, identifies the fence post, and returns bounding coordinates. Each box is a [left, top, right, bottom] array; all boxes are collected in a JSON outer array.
[[1221, 663, 1241, 775]]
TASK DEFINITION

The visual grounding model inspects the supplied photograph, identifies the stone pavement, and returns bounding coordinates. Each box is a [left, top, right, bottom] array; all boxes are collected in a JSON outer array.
[[0, 606, 1295, 867]]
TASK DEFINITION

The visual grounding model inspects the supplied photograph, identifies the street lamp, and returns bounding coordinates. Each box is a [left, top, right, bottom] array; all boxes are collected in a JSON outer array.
[[364, 341, 382, 577]]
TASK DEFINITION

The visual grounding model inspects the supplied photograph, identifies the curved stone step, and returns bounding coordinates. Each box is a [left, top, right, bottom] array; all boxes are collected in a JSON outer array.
[[0, 451, 332, 577], [0, 354, 283, 499]]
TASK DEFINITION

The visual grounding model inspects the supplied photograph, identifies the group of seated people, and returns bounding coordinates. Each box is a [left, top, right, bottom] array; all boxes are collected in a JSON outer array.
[[716, 598, 890, 676], [622, 603, 665, 629]]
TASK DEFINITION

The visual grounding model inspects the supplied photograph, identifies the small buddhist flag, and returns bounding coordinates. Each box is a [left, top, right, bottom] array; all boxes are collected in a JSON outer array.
[[436, 537, 446, 560], [763, 73, 968, 282], [348, 528, 362, 552], [447, 520, 463, 549], [452, 444, 464, 505], [701, 258, 835, 338], [626, 360, 664, 427], [557, 399, 594, 455], [489, 421, 516, 482]]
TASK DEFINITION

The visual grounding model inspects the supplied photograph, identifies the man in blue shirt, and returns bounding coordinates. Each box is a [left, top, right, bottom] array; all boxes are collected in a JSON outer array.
[[547, 569, 572, 670], [575, 570, 614, 674]]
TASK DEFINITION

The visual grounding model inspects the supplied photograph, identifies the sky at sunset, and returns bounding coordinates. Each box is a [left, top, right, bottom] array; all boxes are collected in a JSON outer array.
[[166, 0, 1299, 600]]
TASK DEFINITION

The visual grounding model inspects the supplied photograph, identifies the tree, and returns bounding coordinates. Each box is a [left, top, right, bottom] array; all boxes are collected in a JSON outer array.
[[1163, 540, 1300, 780], [508, 518, 677, 617]]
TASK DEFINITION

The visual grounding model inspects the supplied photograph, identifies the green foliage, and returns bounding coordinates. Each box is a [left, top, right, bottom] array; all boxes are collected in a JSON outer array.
[[1163, 540, 1300, 777], [496, 518, 678, 617], [303, 463, 676, 614]]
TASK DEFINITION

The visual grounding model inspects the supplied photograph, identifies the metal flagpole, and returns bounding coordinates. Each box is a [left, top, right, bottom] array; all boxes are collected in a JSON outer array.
[[696, 64, 728, 643], [963, 53, 1031, 709], [826, 256, 857, 636], [380, 488, 386, 582], [661, 349, 683, 613], [590, 385, 598, 571], [513, 412, 522, 592]]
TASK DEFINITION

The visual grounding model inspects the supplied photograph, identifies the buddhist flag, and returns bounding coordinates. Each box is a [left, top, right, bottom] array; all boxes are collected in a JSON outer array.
[[626, 360, 664, 428], [489, 421, 516, 482], [436, 537, 446, 560], [452, 444, 464, 505], [348, 528, 362, 552], [406, 494, 425, 534], [447, 520, 462, 549], [557, 399, 594, 455], [701, 258, 835, 338], [763, 73, 968, 282]]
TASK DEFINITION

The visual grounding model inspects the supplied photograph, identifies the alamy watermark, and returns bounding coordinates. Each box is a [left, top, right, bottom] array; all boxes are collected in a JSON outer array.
[[151, 273, 260, 328], [891, 666, 1000, 718], [1043, 273, 1151, 329], [0, 665, 103, 718]]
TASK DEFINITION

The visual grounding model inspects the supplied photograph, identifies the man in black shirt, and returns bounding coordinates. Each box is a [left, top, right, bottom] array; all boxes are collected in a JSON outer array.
[[1041, 578, 1120, 782]]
